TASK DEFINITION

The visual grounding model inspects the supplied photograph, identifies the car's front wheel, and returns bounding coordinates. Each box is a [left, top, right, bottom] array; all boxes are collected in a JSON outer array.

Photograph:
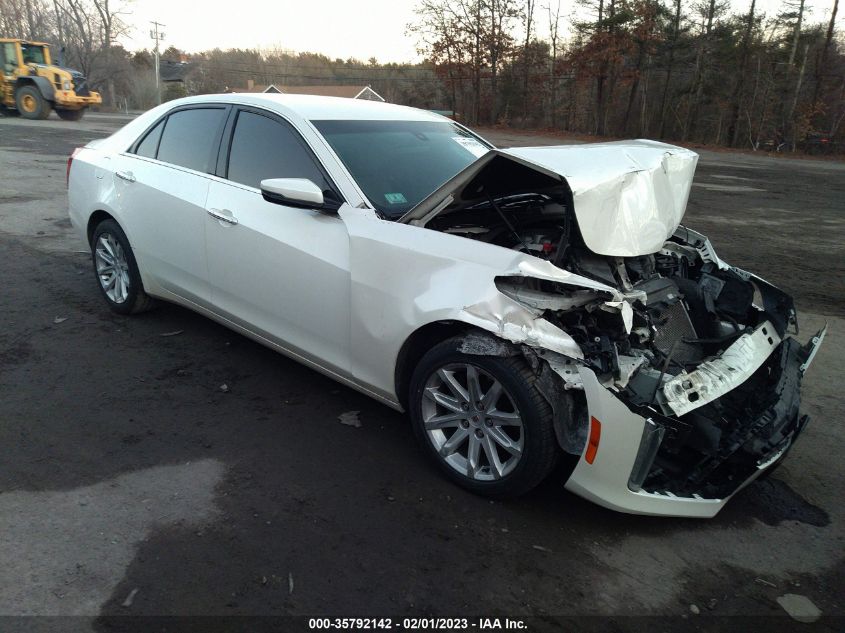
[[409, 337, 559, 497], [91, 219, 155, 314]]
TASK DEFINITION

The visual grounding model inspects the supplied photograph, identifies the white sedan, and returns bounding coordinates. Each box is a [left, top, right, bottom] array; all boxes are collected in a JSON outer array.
[[68, 94, 824, 517]]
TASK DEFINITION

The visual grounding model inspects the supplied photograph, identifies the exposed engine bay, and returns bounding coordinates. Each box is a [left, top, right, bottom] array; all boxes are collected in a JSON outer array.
[[417, 155, 822, 500]]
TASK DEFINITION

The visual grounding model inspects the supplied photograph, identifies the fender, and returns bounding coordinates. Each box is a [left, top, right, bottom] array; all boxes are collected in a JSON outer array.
[[16, 76, 55, 102]]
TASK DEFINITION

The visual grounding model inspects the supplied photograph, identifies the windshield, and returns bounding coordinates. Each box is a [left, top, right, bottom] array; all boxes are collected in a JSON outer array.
[[312, 119, 491, 219], [21, 44, 46, 65]]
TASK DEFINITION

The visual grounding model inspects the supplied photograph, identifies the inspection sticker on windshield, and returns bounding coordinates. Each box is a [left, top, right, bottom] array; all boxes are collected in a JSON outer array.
[[453, 136, 488, 158], [385, 192, 408, 204]]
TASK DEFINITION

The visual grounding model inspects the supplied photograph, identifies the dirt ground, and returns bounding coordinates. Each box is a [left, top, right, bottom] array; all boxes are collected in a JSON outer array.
[[0, 113, 842, 632]]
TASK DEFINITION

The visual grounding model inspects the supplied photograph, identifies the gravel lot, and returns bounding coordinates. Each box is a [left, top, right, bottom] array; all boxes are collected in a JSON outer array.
[[0, 112, 842, 632]]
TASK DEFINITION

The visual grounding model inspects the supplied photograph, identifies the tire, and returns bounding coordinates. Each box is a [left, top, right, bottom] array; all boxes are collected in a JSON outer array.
[[409, 336, 559, 497], [15, 85, 50, 120], [56, 107, 85, 121], [90, 219, 155, 315], [0, 105, 20, 117]]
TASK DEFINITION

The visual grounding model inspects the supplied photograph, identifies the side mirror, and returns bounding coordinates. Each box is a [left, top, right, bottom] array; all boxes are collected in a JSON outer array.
[[260, 178, 341, 212]]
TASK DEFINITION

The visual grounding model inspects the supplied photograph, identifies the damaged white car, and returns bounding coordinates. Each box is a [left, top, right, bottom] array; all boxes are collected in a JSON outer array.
[[68, 94, 825, 517]]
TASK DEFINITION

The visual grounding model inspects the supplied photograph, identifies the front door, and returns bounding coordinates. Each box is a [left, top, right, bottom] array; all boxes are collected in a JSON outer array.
[[204, 108, 351, 377]]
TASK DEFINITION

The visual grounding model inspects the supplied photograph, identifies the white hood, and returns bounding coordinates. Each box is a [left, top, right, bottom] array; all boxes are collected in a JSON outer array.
[[399, 140, 699, 258], [504, 141, 699, 256]]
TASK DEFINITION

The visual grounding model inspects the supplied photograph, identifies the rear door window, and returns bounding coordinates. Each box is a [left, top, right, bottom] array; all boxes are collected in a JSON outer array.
[[226, 110, 330, 191], [156, 108, 226, 173]]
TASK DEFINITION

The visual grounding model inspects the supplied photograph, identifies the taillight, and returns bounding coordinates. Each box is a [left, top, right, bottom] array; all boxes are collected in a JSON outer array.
[[67, 147, 83, 187]]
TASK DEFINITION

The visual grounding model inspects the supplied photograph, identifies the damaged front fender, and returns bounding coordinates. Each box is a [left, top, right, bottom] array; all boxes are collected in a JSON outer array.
[[339, 207, 610, 405], [496, 257, 638, 334], [460, 295, 584, 359]]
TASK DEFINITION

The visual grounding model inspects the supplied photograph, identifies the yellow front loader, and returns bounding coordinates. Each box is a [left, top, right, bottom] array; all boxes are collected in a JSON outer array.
[[0, 38, 101, 120]]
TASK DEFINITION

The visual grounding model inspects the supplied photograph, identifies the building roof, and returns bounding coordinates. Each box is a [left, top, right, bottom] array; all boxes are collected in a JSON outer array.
[[237, 82, 281, 93], [233, 79, 280, 93], [280, 85, 385, 101], [235, 81, 384, 102]]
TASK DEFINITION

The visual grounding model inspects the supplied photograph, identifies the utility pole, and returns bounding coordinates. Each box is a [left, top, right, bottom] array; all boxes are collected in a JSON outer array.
[[150, 21, 166, 105]]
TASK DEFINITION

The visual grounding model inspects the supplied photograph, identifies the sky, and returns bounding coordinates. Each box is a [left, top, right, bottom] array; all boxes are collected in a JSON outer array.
[[118, 0, 843, 64], [120, 0, 422, 62]]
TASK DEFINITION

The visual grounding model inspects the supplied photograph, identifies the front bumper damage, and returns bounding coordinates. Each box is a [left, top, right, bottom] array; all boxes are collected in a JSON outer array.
[[560, 326, 825, 517], [376, 138, 822, 516]]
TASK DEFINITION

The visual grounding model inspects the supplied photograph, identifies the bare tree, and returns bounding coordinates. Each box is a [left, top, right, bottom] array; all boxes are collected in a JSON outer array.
[[0, 0, 51, 39], [811, 0, 839, 109], [728, 0, 757, 146], [682, 0, 728, 140], [658, 0, 684, 137], [486, 0, 519, 123], [787, 0, 806, 67], [521, 0, 535, 120], [545, 0, 562, 127], [91, 0, 130, 105], [624, 0, 662, 136], [409, 0, 472, 118]]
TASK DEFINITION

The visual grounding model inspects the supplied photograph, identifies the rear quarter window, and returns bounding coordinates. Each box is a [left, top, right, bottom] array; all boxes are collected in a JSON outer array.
[[134, 119, 164, 158]]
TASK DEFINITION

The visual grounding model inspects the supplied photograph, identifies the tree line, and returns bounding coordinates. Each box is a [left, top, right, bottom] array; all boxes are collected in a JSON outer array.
[[1, 0, 842, 150], [412, 0, 843, 149]]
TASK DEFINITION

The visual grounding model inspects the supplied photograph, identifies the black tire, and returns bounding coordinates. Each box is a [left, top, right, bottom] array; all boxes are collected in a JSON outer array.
[[90, 219, 155, 315], [0, 105, 20, 117], [409, 336, 559, 497], [15, 85, 50, 120], [56, 107, 85, 121]]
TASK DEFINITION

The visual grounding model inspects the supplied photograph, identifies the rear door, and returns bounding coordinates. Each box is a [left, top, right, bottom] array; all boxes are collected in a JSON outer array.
[[204, 107, 351, 376], [113, 105, 228, 305]]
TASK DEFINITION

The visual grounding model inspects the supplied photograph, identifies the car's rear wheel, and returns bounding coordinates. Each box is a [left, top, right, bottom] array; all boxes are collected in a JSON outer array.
[[56, 107, 85, 121], [91, 219, 155, 314], [409, 337, 559, 497]]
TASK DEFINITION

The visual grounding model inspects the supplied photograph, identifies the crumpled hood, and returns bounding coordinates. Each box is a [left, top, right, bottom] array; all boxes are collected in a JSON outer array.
[[399, 140, 699, 258]]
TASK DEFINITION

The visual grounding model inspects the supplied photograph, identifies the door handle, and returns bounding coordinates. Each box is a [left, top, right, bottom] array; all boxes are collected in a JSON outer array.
[[207, 208, 239, 225], [115, 170, 136, 183]]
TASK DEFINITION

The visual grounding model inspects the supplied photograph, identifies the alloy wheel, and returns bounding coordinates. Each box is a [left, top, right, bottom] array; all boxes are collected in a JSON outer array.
[[94, 232, 131, 304], [421, 363, 525, 481]]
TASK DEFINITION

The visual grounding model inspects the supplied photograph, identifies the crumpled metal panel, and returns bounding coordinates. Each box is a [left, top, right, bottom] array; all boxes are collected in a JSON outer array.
[[564, 366, 725, 517], [460, 295, 584, 358], [505, 258, 635, 332], [662, 320, 782, 417], [503, 141, 699, 257], [398, 141, 698, 258], [339, 207, 634, 404]]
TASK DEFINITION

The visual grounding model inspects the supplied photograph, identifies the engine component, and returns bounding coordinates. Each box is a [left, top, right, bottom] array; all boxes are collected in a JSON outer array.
[[650, 301, 702, 365]]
